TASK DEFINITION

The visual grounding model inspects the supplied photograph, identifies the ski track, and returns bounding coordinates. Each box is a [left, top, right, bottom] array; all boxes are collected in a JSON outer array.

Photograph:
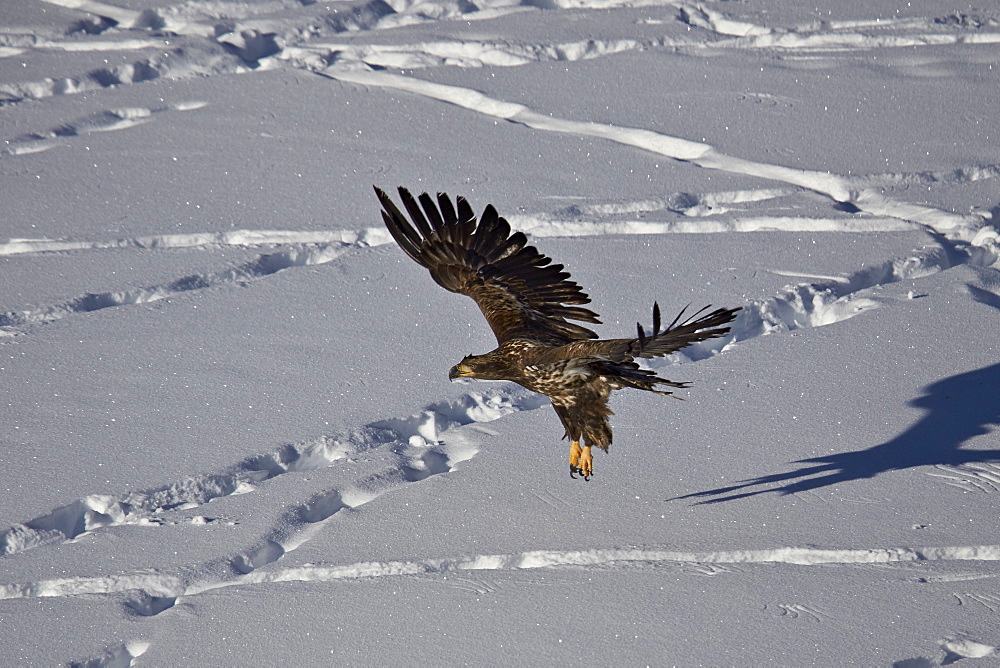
[[4, 1, 1000, 663]]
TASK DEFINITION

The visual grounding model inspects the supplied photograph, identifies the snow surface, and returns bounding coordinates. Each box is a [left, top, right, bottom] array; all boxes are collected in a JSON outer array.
[[2, 0, 1000, 664]]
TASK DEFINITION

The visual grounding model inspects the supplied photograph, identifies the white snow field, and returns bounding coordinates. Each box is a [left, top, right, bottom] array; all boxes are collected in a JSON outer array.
[[2, 0, 999, 664]]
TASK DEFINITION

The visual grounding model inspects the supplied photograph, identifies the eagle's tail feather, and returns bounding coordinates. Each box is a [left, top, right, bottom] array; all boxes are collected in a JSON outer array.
[[629, 302, 741, 360]]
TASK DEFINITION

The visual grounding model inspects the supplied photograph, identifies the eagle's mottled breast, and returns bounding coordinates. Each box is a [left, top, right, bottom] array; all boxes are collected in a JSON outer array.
[[517, 350, 609, 406]]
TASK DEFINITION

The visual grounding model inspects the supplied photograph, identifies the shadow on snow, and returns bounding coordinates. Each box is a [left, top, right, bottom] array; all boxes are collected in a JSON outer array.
[[673, 362, 1000, 504]]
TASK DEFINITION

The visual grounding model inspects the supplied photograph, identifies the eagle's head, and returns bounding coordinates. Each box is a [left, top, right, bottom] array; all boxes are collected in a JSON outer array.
[[448, 354, 480, 380], [448, 352, 510, 381]]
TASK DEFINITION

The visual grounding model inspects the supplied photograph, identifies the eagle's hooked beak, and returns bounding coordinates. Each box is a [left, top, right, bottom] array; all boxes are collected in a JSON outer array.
[[449, 363, 474, 380]]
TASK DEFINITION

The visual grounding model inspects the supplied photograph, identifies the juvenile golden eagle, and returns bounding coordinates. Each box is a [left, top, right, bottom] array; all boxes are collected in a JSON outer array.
[[376, 186, 740, 480]]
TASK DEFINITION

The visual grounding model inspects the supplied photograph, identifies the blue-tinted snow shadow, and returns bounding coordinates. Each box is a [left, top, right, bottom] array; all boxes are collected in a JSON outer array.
[[968, 283, 1000, 311], [672, 362, 1000, 504]]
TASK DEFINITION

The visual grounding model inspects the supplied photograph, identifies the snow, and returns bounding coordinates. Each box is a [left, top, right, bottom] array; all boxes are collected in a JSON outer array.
[[2, 0, 999, 664]]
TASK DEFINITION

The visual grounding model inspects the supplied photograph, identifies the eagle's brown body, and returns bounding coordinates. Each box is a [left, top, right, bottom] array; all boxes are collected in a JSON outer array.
[[376, 186, 740, 479]]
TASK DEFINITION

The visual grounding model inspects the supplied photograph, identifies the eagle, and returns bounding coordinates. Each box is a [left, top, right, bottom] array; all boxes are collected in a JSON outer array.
[[375, 186, 740, 480]]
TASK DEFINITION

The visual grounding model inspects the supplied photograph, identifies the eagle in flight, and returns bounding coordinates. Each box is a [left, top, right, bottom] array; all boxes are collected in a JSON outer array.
[[376, 186, 740, 480]]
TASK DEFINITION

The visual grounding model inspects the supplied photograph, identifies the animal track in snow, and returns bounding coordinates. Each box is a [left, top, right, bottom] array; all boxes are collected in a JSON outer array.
[[676, 2, 1000, 50], [0, 227, 389, 256], [0, 231, 389, 329], [767, 602, 826, 623], [939, 637, 999, 663], [6, 0, 998, 109], [4, 102, 207, 157], [954, 591, 1000, 613], [531, 489, 573, 509], [653, 238, 983, 361], [898, 635, 1000, 667], [282, 35, 660, 73], [323, 69, 999, 345], [3, 0, 556, 103], [1, 196, 988, 352], [3, 2, 996, 348], [0, 388, 541, 557], [330, 69, 996, 247], [66, 639, 149, 668], [227, 392, 547, 577], [682, 562, 735, 577], [126, 592, 179, 617], [445, 575, 503, 596], [0, 43, 242, 105], [925, 463, 1000, 494], [539, 188, 797, 220], [40, 0, 143, 29]]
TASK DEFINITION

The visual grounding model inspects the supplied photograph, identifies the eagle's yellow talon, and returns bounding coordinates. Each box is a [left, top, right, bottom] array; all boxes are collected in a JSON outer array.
[[578, 445, 593, 480], [569, 441, 592, 480], [569, 440, 582, 468]]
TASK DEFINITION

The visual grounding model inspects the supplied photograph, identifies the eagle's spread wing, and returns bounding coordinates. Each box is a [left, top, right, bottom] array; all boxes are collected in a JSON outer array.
[[376, 186, 601, 345]]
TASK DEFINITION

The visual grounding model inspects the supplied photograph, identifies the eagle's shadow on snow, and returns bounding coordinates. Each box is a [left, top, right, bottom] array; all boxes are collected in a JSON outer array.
[[673, 362, 1000, 504]]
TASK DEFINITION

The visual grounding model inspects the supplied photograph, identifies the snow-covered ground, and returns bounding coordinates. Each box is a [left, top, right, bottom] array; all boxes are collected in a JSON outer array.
[[2, 0, 999, 664]]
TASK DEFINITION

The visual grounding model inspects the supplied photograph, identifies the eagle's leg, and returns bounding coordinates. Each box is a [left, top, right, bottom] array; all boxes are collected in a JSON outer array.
[[569, 440, 593, 481]]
